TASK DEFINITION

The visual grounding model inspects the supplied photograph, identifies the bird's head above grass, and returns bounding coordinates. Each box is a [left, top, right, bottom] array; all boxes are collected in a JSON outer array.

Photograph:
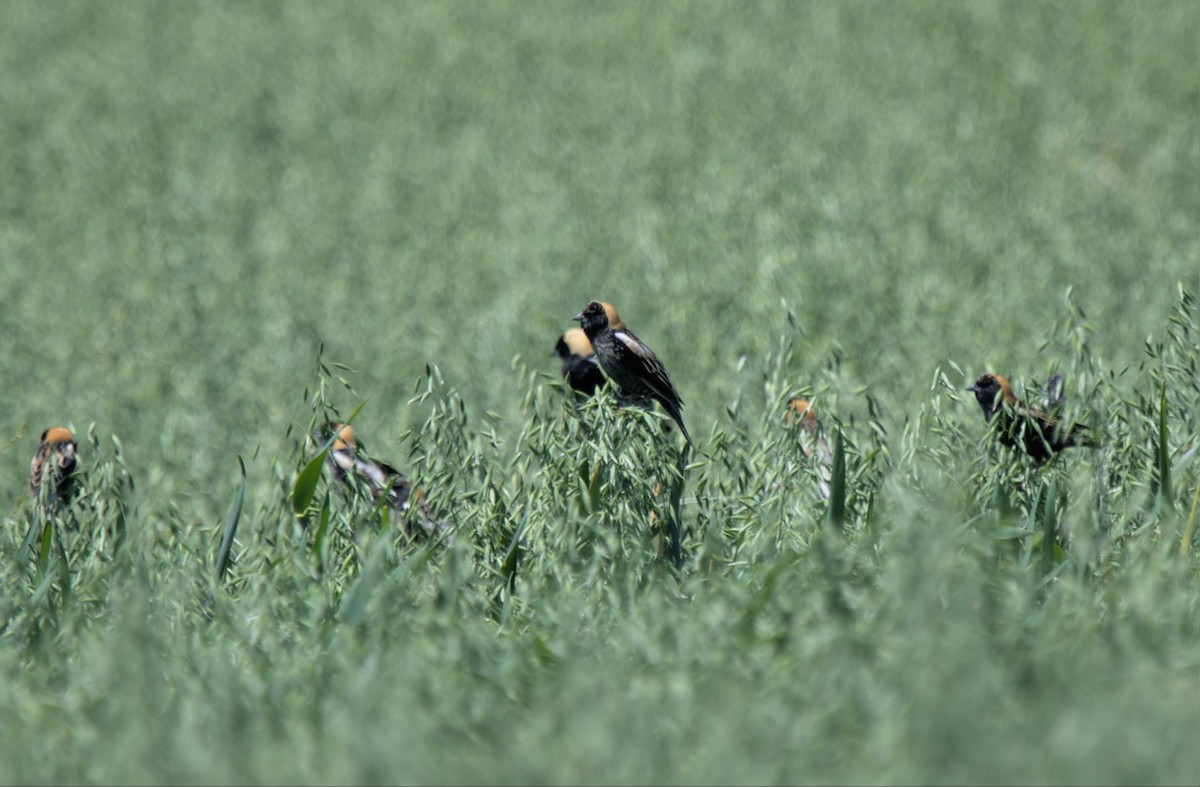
[[311, 422, 356, 453], [966, 373, 1015, 418], [39, 426, 77, 466], [784, 398, 818, 429], [330, 422, 355, 451], [555, 327, 594, 360], [573, 300, 611, 336]]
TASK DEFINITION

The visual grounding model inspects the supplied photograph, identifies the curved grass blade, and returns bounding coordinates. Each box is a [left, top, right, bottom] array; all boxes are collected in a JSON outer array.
[[27, 567, 60, 612], [312, 491, 332, 575], [16, 513, 44, 571], [293, 402, 367, 516], [216, 456, 247, 581], [501, 512, 529, 593], [577, 461, 603, 516], [488, 510, 530, 620], [292, 451, 326, 515]]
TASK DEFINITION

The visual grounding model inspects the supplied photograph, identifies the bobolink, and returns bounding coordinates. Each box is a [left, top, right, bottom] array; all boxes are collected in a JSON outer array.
[[312, 422, 448, 542], [553, 303, 625, 396], [30, 426, 77, 509], [784, 398, 818, 434], [574, 300, 691, 445], [785, 398, 832, 500], [554, 328, 605, 396], [310, 421, 358, 486], [967, 373, 1096, 463]]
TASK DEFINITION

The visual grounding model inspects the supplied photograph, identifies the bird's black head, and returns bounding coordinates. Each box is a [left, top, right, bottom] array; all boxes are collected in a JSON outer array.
[[967, 373, 1008, 418], [573, 300, 610, 338]]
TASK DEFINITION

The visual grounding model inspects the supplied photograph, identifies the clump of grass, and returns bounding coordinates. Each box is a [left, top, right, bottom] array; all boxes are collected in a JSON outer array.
[[0, 288, 1196, 784]]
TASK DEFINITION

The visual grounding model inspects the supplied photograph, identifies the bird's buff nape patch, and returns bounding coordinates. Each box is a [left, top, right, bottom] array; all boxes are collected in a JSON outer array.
[[600, 301, 625, 330], [560, 328, 594, 358], [785, 398, 817, 426], [991, 373, 1015, 402], [42, 427, 75, 445], [327, 422, 356, 451]]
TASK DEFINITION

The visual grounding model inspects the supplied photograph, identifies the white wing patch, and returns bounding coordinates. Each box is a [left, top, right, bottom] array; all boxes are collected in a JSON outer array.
[[613, 329, 650, 359]]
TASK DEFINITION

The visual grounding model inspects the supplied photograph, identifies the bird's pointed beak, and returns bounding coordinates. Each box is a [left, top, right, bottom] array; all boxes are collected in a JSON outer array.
[[572, 311, 584, 322], [966, 383, 979, 393]]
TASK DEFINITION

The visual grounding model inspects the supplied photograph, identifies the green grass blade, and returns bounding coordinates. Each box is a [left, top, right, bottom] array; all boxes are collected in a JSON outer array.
[[826, 428, 847, 529], [342, 400, 368, 429], [665, 442, 690, 569], [292, 451, 326, 515], [16, 514, 44, 570], [312, 491, 332, 575], [1156, 378, 1172, 504], [37, 519, 54, 576], [54, 530, 72, 607], [292, 405, 368, 517], [1040, 476, 1058, 579], [216, 455, 247, 581], [1180, 476, 1200, 557], [499, 510, 530, 596]]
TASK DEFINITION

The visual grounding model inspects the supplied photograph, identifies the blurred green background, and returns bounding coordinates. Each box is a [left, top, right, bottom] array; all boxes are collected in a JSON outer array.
[[2, 1, 1194, 512], [0, 2, 1197, 783]]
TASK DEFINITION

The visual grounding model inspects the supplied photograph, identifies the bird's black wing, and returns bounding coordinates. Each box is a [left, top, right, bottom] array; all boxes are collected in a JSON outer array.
[[612, 328, 684, 407]]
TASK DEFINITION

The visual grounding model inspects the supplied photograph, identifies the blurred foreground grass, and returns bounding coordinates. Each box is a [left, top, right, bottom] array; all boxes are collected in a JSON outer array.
[[1, 2, 1198, 784]]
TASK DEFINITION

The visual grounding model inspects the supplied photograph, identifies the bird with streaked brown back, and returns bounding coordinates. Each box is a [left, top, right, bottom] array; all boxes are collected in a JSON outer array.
[[967, 372, 1097, 463], [30, 426, 78, 510]]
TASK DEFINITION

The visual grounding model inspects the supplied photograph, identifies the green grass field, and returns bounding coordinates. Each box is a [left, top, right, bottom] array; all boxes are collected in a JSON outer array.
[[2, 2, 1198, 784]]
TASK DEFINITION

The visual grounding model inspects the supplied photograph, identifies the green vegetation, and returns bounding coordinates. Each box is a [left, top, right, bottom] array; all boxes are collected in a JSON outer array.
[[2, 2, 1198, 784]]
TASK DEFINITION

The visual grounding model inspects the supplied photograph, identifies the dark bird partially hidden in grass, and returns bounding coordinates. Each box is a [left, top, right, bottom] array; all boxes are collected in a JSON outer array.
[[967, 373, 1097, 463], [574, 300, 691, 445], [30, 426, 77, 511], [311, 422, 450, 543], [554, 328, 606, 396]]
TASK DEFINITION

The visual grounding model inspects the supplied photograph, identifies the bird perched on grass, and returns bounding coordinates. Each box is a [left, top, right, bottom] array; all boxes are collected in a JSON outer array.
[[574, 300, 691, 445], [30, 426, 77, 510], [967, 373, 1096, 463], [311, 422, 449, 542], [785, 398, 832, 500], [554, 328, 606, 396], [554, 303, 626, 396]]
